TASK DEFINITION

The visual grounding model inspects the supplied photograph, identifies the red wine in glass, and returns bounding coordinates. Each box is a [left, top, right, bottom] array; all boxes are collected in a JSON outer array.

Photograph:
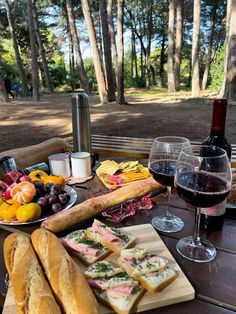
[[174, 145, 232, 263], [175, 171, 230, 209], [149, 160, 176, 187]]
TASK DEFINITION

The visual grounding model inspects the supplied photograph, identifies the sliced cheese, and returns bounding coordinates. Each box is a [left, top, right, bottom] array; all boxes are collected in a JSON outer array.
[[120, 247, 150, 259], [119, 161, 139, 171], [96, 160, 120, 175], [84, 261, 124, 279]]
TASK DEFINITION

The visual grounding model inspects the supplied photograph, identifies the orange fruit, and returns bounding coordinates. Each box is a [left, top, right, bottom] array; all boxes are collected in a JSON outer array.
[[43, 175, 65, 190], [16, 203, 41, 222], [11, 181, 36, 204], [28, 170, 48, 183], [0, 199, 21, 221]]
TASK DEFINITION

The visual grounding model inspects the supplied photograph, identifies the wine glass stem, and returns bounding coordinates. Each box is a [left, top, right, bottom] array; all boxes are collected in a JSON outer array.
[[165, 186, 172, 219], [192, 207, 201, 245]]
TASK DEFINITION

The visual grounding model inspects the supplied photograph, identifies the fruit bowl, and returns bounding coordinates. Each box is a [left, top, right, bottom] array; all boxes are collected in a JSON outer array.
[[0, 186, 77, 225]]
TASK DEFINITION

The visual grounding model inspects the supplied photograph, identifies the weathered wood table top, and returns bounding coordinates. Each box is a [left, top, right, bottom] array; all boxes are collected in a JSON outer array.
[[1, 172, 236, 313]]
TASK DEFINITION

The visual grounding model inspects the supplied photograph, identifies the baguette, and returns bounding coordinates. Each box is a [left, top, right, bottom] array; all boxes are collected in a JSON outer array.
[[3, 232, 61, 314], [31, 228, 100, 314], [0, 137, 67, 171], [41, 177, 160, 233]]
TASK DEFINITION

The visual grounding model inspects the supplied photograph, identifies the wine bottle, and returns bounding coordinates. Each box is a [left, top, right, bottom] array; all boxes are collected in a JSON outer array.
[[201, 98, 231, 232]]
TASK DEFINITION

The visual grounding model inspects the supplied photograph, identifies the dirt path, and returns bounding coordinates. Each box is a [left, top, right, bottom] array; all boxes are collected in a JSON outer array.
[[0, 92, 236, 152]]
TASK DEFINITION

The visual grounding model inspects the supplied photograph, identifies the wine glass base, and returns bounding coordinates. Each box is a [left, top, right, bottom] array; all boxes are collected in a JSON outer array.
[[151, 215, 184, 233], [176, 236, 217, 263]]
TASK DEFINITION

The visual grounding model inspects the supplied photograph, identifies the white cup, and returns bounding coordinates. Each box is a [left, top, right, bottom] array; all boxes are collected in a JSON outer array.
[[71, 152, 91, 178], [48, 153, 71, 178]]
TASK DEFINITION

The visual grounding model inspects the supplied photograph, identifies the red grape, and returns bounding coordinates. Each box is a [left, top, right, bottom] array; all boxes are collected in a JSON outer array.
[[51, 203, 62, 212]]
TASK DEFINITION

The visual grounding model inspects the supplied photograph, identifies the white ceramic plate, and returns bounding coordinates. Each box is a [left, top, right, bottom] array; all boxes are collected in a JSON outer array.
[[0, 185, 77, 226]]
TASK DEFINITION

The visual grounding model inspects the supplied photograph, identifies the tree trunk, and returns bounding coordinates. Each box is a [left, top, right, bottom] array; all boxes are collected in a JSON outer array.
[[202, 0, 218, 91], [33, 4, 53, 93], [66, 0, 90, 93], [160, 27, 166, 88], [68, 28, 75, 91], [27, 0, 40, 101], [107, 0, 118, 73], [81, 0, 108, 104], [221, 0, 236, 100], [126, 8, 146, 87], [100, 0, 116, 101], [134, 33, 138, 87], [0, 80, 9, 102], [116, 0, 126, 104], [174, 0, 183, 91], [131, 31, 134, 83], [145, 0, 153, 88], [5, 0, 28, 96], [167, 0, 175, 92], [191, 0, 201, 98]]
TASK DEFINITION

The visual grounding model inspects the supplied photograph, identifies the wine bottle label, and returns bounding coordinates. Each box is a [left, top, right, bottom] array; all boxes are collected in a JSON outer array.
[[201, 199, 226, 216]]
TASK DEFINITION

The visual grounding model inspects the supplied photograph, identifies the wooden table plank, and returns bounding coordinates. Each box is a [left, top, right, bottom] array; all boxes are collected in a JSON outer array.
[[160, 236, 236, 311]]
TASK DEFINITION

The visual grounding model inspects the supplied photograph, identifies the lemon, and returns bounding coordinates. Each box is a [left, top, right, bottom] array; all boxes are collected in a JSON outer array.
[[16, 203, 41, 222], [0, 199, 21, 222]]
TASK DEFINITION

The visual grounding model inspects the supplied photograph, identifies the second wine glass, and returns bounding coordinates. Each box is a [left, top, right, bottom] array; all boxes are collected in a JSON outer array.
[[148, 136, 191, 233]]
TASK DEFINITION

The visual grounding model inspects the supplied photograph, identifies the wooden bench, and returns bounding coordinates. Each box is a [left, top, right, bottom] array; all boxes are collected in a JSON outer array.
[[90, 135, 236, 164]]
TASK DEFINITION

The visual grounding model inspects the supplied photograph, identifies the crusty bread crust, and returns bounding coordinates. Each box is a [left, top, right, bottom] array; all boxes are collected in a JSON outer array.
[[41, 177, 160, 233], [3, 232, 61, 314], [85, 228, 136, 255], [31, 228, 100, 314]]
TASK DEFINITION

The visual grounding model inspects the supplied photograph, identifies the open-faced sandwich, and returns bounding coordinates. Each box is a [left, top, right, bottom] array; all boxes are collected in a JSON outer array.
[[62, 229, 111, 265], [85, 219, 136, 254], [96, 160, 151, 189], [117, 247, 176, 292], [85, 260, 145, 314]]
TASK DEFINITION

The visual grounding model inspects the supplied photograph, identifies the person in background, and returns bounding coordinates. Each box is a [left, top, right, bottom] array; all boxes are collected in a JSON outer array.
[[12, 82, 19, 98], [4, 75, 14, 98], [29, 84, 33, 97]]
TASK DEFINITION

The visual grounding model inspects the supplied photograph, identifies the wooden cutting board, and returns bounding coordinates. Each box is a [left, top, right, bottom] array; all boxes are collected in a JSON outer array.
[[3, 224, 195, 313]]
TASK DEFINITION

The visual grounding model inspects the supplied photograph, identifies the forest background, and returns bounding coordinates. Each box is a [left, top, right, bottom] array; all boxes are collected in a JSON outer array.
[[0, 0, 236, 103], [0, 0, 236, 151]]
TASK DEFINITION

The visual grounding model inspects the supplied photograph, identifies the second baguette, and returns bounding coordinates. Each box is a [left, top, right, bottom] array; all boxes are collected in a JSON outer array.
[[31, 228, 100, 314]]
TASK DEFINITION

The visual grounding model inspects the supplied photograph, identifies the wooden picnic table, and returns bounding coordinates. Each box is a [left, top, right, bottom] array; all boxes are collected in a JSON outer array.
[[1, 170, 236, 313], [0, 136, 236, 313]]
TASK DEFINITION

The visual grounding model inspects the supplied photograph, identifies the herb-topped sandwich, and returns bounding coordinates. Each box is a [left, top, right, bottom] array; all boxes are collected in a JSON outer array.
[[117, 247, 176, 292], [62, 229, 111, 265], [84, 261, 145, 314], [85, 219, 136, 254]]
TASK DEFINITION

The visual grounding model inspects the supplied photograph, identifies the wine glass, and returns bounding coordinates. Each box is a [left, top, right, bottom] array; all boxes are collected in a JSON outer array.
[[148, 136, 191, 233], [174, 145, 232, 262]]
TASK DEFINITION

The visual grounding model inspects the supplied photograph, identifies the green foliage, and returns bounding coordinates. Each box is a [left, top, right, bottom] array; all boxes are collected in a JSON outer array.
[[49, 52, 67, 87], [84, 58, 97, 92], [208, 45, 225, 90]]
